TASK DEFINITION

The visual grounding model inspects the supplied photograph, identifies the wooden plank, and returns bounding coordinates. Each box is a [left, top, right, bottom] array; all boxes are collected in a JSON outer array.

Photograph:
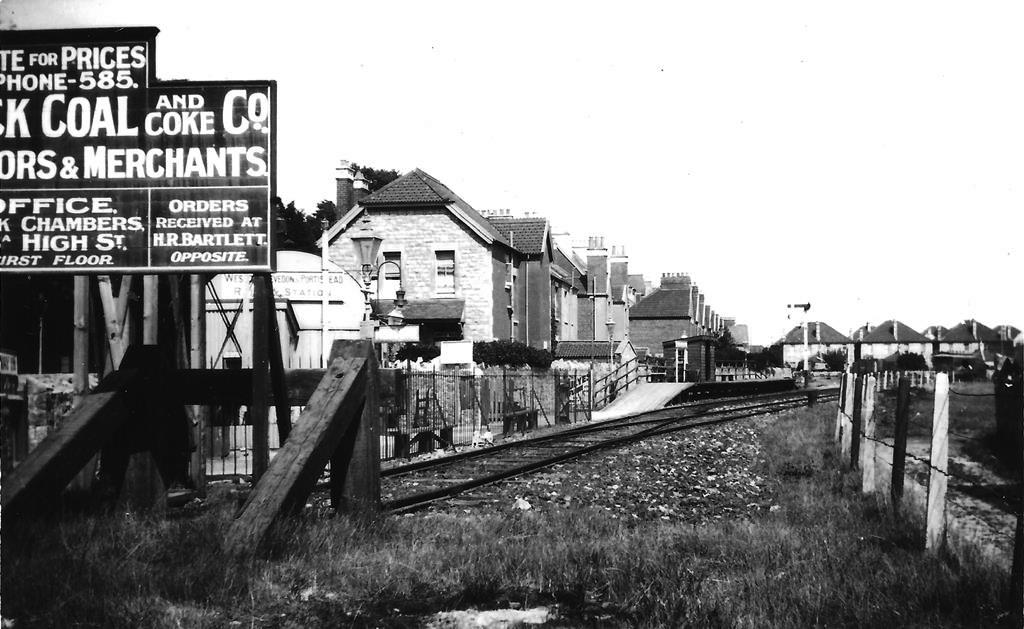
[[162, 368, 326, 406], [926, 373, 949, 552], [328, 340, 380, 512], [225, 357, 367, 555], [891, 375, 911, 510], [1, 369, 139, 516]]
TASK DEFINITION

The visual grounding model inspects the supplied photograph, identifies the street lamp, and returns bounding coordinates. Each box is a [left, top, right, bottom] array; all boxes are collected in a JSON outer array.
[[348, 214, 407, 330]]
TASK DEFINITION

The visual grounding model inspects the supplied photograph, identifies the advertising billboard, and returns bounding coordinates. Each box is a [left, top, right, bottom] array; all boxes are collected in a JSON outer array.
[[0, 27, 276, 273]]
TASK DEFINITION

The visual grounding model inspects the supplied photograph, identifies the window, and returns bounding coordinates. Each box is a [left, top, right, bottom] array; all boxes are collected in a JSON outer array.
[[435, 250, 455, 296], [383, 251, 401, 279]]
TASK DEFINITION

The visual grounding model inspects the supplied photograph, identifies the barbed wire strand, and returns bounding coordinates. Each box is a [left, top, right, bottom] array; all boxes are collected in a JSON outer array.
[[859, 431, 1021, 516]]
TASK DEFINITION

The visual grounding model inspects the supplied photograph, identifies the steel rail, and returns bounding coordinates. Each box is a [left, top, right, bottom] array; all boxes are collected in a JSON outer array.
[[383, 387, 839, 478], [383, 390, 837, 512]]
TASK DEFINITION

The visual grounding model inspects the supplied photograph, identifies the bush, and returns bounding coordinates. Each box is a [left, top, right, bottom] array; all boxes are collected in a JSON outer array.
[[473, 340, 554, 369], [822, 349, 848, 371], [895, 352, 928, 371], [395, 343, 440, 363]]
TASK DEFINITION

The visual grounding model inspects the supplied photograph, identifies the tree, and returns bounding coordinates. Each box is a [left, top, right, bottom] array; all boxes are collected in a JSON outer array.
[[353, 164, 401, 192], [714, 327, 746, 362]]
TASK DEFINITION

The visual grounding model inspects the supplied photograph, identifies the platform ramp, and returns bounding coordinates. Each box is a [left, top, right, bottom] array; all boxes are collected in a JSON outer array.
[[592, 382, 693, 420]]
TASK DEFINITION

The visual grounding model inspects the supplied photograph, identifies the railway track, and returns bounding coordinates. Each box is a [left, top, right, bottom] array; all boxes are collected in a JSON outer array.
[[382, 387, 840, 512]]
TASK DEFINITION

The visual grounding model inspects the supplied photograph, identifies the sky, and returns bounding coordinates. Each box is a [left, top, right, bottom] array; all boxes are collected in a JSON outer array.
[[3, 0, 1022, 345]]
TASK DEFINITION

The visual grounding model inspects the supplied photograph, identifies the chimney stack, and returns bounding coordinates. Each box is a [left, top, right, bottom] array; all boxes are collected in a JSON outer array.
[[971, 319, 978, 340], [609, 245, 628, 303], [586, 236, 608, 296], [353, 170, 369, 206], [335, 159, 355, 222], [893, 319, 899, 342], [815, 321, 821, 341]]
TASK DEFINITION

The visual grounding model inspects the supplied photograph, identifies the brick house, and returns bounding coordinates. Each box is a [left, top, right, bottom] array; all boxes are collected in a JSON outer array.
[[321, 167, 523, 344], [628, 273, 698, 357], [486, 213, 580, 350]]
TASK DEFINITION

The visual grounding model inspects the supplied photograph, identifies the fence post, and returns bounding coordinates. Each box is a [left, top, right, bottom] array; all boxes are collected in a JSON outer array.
[[834, 372, 848, 446], [850, 373, 864, 468], [891, 374, 911, 512], [841, 373, 857, 464], [1011, 360, 1024, 620], [860, 375, 877, 493], [926, 372, 949, 552]]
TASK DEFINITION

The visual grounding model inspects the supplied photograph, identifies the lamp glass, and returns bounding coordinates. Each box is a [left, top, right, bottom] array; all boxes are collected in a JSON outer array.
[[349, 216, 383, 269]]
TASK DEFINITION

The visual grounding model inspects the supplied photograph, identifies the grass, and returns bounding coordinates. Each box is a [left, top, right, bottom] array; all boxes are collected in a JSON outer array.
[[2, 403, 1013, 627]]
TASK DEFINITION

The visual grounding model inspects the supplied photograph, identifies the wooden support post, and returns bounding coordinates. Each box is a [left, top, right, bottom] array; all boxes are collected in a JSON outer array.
[[96, 275, 130, 368], [142, 275, 158, 344], [226, 356, 367, 555], [926, 372, 949, 552], [262, 274, 292, 443], [328, 341, 380, 512], [850, 373, 864, 468], [72, 277, 90, 408], [251, 275, 271, 481], [891, 375, 911, 511], [1, 368, 140, 516], [70, 276, 97, 492], [860, 375, 877, 494], [190, 275, 207, 495]]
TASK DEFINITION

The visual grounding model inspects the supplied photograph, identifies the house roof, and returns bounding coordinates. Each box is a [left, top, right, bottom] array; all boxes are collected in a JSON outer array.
[[370, 298, 464, 321], [859, 320, 929, 344], [555, 340, 624, 359], [942, 319, 1000, 343], [325, 169, 512, 249], [486, 217, 548, 255], [994, 325, 1022, 341], [782, 322, 852, 344], [552, 246, 586, 292], [629, 287, 691, 320]]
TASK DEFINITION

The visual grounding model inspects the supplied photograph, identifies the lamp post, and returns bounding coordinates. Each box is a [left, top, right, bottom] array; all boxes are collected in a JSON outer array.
[[320, 218, 331, 367], [606, 319, 616, 364], [348, 214, 407, 343]]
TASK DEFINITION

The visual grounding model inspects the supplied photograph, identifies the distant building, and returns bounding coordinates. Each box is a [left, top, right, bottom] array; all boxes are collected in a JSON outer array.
[[782, 322, 853, 367], [628, 273, 698, 358], [940, 319, 1001, 356], [851, 320, 931, 363], [554, 339, 637, 364]]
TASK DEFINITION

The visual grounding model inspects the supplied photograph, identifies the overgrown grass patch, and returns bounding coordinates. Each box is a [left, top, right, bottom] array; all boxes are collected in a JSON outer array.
[[2, 403, 1012, 627]]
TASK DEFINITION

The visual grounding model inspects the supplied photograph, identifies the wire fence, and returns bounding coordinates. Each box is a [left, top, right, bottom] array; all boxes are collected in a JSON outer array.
[[835, 366, 1023, 554]]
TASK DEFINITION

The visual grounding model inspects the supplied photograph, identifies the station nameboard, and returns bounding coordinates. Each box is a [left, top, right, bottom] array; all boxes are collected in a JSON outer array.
[[0, 27, 276, 273]]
